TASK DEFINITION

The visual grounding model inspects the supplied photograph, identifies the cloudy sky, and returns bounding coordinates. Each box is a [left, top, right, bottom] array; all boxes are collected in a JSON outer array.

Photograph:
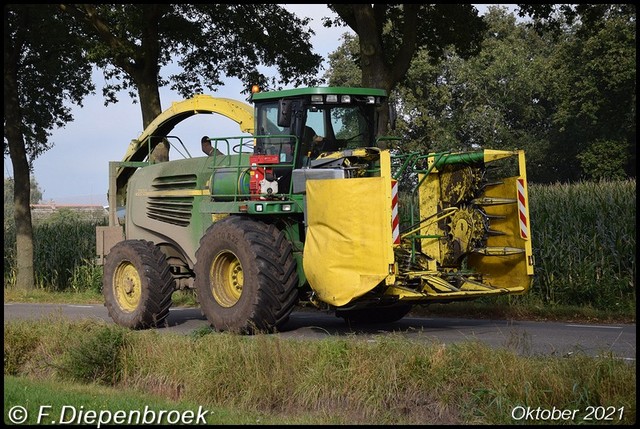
[[4, 4, 501, 205]]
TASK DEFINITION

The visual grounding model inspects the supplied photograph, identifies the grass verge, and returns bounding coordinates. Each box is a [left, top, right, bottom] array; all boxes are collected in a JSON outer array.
[[4, 375, 315, 425], [4, 318, 636, 425]]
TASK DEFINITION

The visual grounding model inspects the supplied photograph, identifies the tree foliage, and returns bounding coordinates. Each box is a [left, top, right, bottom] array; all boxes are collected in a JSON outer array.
[[4, 5, 95, 162], [543, 6, 636, 180], [59, 4, 324, 162], [324, 4, 486, 135], [394, 7, 555, 174], [325, 5, 636, 183]]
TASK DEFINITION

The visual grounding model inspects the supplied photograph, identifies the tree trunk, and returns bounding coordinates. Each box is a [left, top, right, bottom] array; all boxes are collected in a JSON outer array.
[[4, 43, 35, 290], [12, 158, 36, 291], [137, 80, 167, 163], [336, 5, 419, 140]]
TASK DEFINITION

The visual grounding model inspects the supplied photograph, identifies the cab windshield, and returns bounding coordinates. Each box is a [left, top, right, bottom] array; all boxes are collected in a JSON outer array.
[[254, 100, 377, 166]]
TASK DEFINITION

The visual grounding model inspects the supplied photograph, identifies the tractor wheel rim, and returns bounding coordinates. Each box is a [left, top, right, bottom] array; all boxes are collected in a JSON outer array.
[[113, 262, 141, 312], [211, 251, 243, 307]]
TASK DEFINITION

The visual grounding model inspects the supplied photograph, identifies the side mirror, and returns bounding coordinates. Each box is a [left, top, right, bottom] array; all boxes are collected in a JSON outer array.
[[277, 100, 291, 127]]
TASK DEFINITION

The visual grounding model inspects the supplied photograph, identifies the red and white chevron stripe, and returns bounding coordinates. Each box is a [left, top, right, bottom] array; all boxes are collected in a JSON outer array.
[[391, 180, 400, 245], [517, 178, 528, 239]]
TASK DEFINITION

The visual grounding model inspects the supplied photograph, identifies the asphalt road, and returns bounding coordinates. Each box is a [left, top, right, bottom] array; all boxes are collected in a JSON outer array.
[[4, 302, 636, 361]]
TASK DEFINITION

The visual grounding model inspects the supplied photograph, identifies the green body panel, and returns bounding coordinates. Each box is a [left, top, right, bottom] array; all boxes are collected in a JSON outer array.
[[126, 154, 246, 265], [125, 153, 306, 269]]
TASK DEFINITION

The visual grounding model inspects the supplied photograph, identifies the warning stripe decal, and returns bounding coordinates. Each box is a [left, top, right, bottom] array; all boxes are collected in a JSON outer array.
[[391, 180, 400, 245], [517, 178, 528, 239]]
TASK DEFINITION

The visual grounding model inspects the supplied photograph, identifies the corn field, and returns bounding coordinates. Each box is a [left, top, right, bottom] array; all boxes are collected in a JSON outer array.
[[528, 179, 636, 311], [4, 180, 636, 311], [4, 209, 106, 292]]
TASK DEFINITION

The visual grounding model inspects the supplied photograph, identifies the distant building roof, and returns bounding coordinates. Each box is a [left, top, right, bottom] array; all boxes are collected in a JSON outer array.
[[31, 203, 107, 210]]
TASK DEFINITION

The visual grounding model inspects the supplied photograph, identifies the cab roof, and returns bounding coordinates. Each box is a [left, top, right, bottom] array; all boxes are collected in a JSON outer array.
[[250, 86, 387, 102]]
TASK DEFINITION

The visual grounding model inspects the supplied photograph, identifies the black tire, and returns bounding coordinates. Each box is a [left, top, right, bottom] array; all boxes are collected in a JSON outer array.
[[336, 304, 413, 325], [194, 217, 299, 334], [103, 240, 174, 329]]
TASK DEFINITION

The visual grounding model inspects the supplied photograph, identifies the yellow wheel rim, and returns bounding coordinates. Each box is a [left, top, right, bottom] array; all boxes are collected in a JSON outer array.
[[113, 261, 141, 312], [211, 251, 243, 307]]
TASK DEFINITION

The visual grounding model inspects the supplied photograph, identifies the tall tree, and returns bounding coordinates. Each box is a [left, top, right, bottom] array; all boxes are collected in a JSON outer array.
[[515, 4, 636, 180], [4, 4, 94, 290], [324, 8, 543, 150], [326, 5, 636, 183], [543, 5, 636, 180], [390, 6, 556, 181], [324, 4, 486, 136], [59, 4, 324, 162]]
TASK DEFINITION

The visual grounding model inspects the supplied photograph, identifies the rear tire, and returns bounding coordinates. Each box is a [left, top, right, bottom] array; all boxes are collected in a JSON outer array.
[[336, 304, 412, 325], [103, 240, 174, 329], [194, 217, 299, 334]]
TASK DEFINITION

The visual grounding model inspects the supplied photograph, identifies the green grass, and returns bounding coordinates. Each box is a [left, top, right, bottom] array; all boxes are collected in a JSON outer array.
[[418, 298, 636, 324], [4, 180, 634, 425], [3, 287, 197, 308], [3, 287, 104, 305], [4, 375, 313, 425], [4, 318, 636, 425]]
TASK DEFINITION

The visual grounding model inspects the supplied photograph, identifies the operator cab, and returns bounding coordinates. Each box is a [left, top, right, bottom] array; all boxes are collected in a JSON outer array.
[[250, 87, 387, 169], [247, 87, 387, 198]]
